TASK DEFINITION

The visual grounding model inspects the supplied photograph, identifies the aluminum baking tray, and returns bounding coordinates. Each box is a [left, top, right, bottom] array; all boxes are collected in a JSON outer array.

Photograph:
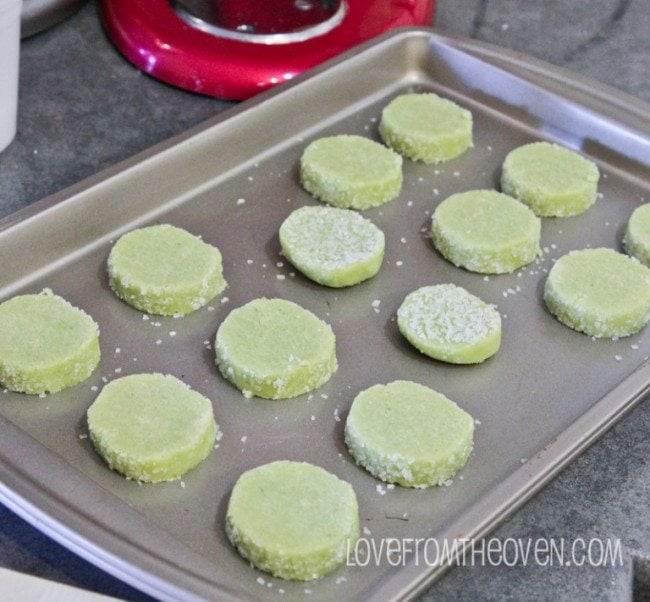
[[0, 28, 648, 602]]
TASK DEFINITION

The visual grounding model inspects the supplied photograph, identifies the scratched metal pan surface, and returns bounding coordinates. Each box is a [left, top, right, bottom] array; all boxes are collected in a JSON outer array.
[[0, 28, 648, 602]]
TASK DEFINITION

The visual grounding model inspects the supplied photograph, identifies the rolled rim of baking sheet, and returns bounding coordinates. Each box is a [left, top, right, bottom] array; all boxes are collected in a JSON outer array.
[[0, 27, 648, 602]]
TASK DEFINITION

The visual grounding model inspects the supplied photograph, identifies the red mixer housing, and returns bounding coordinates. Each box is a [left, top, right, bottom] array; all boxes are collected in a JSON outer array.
[[101, 0, 435, 100]]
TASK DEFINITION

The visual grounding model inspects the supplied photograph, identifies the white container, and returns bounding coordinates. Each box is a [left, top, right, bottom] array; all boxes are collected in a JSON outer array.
[[0, 0, 21, 153]]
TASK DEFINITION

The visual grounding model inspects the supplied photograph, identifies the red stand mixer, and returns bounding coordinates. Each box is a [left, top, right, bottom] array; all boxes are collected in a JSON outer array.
[[101, 0, 435, 100]]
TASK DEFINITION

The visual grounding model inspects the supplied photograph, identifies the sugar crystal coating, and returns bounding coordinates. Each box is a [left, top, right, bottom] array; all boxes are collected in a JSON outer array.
[[501, 142, 599, 217], [345, 381, 474, 488], [544, 248, 650, 338], [0, 290, 100, 394], [226, 460, 359, 580], [215, 298, 337, 399], [432, 189, 541, 273], [300, 135, 402, 210], [87, 373, 217, 482], [624, 203, 650, 267], [108, 224, 226, 316], [279, 205, 385, 287], [379, 92, 473, 163], [397, 284, 501, 364]]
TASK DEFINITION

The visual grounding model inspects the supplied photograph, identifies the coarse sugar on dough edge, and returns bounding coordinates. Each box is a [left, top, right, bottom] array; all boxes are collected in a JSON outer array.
[[279, 205, 385, 287], [107, 225, 227, 316], [87, 373, 218, 483], [0, 289, 101, 394], [344, 381, 475, 488], [379, 93, 474, 164], [543, 248, 650, 338], [226, 517, 356, 581], [216, 338, 338, 400], [299, 135, 403, 210], [431, 192, 542, 274], [397, 284, 502, 364], [225, 461, 359, 581], [500, 142, 600, 217], [215, 299, 338, 400], [109, 269, 226, 316], [345, 419, 474, 488], [624, 203, 650, 267]]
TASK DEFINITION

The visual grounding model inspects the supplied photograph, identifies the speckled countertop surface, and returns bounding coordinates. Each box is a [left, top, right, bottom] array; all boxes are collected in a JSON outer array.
[[0, 1, 648, 600]]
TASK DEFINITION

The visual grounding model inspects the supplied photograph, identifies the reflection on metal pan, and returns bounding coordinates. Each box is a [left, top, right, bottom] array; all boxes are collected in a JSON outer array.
[[0, 29, 648, 601]]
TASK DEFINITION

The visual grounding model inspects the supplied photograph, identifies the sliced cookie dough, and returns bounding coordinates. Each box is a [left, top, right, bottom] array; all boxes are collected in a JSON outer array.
[[544, 248, 650, 338], [300, 135, 403, 210], [0, 290, 100, 394], [279, 205, 385, 287], [226, 460, 359, 581], [215, 298, 337, 399], [501, 141, 600, 217], [345, 380, 474, 488], [379, 92, 473, 163], [87, 373, 217, 482], [397, 284, 501, 364], [624, 203, 650, 267], [432, 189, 541, 274], [108, 224, 226, 316]]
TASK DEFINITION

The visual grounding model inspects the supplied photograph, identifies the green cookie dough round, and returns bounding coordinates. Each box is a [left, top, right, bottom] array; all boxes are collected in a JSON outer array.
[[345, 381, 474, 488], [226, 461, 359, 581], [544, 248, 650, 338], [279, 205, 385, 287], [397, 284, 501, 364], [215, 298, 337, 399], [87, 373, 217, 482], [108, 224, 226, 316], [379, 92, 473, 164], [0, 290, 100, 394], [624, 203, 650, 267], [300, 135, 403, 210], [501, 142, 600, 217], [432, 189, 541, 274]]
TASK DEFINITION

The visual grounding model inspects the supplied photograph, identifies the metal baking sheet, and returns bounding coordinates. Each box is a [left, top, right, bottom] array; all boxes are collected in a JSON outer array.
[[0, 28, 648, 601]]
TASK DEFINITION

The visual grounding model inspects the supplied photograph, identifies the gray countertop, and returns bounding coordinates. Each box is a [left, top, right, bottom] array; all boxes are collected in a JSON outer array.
[[0, 1, 648, 600]]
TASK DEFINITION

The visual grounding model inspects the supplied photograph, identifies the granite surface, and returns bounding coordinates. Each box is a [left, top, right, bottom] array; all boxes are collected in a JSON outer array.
[[0, 1, 648, 600]]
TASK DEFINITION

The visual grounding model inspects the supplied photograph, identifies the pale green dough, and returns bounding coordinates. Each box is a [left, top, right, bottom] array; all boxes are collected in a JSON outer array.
[[0, 290, 100, 394], [215, 298, 337, 399], [279, 205, 385, 287], [300, 135, 403, 210], [624, 203, 650, 267], [108, 224, 226, 316], [501, 142, 600, 217], [397, 284, 501, 364], [87, 373, 217, 482], [226, 461, 359, 581], [544, 248, 650, 338], [379, 92, 473, 163], [345, 381, 474, 488], [432, 189, 541, 273]]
